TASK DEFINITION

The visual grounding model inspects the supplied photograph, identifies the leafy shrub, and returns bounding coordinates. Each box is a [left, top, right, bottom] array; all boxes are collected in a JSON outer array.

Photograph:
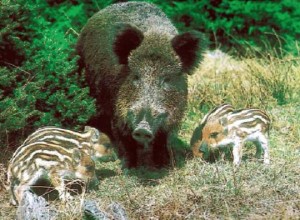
[[0, 0, 97, 149], [143, 0, 300, 55], [0, 1, 32, 67]]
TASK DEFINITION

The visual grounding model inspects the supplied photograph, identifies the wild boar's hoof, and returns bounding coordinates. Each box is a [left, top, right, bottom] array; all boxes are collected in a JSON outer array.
[[132, 120, 154, 144]]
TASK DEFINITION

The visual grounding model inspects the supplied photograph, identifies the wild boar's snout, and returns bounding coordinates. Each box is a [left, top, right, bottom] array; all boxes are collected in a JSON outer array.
[[131, 107, 168, 145], [132, 120, 153, 144]]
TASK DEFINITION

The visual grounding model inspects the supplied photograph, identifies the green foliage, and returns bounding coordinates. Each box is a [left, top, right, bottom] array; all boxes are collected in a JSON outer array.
[[0, 0, 98, 148], [0, 1, 32, 66], [143, 0, 300, 55]]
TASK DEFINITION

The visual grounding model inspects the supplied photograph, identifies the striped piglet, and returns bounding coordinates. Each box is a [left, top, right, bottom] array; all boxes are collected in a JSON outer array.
[[7, 142, 95, 205], [7, 126, 111, 205], [191, 104, 271, 165]]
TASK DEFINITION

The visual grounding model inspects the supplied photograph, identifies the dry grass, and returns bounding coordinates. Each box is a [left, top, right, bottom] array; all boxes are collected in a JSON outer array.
[[0, 51, 300, 219], [188, 50, 300, 108]]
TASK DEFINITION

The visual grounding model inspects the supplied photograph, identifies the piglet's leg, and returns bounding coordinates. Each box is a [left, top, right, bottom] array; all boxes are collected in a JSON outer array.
[[9, 179, 19, 206], [254, 141, 263, 159], [14, 169, 45, 205], [259, 135, 270, 164], [49, 170, 73, 201], [15, 184, 31, 206], [232, 141, 242, 165]]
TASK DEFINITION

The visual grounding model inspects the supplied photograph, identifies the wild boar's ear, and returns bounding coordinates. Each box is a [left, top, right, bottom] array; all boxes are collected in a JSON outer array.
[[113, 23, 144, 65], [172, 31, 206, 74]]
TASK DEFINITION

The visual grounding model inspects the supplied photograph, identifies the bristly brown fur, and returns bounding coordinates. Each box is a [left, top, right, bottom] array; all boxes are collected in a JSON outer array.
[[76, 2, 206, 168]]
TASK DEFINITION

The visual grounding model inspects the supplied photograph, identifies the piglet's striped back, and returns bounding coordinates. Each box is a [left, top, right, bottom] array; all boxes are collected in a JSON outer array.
[[10, 142, 76, 181], [200, 104, 234, 125], [12, 126, 101, 160], [227, 108, 270, 134], [23, 126, 98, 147]]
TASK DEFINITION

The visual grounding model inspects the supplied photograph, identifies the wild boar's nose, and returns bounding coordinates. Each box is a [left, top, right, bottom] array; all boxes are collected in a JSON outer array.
[[132, 120, 154, 144]]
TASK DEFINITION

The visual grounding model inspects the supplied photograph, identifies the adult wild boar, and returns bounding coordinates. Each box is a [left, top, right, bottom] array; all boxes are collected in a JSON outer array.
[[77, 2, 206, 168]]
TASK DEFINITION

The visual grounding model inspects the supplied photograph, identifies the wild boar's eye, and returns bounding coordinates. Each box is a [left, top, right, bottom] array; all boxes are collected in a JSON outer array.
[[161, 76, 173, 91], [133, 73, 140, 81], [132, 73, 140, 86], [163, 76, 172, 83]]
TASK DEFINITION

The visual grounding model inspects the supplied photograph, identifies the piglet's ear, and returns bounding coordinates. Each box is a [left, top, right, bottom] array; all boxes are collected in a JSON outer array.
[[172, 31, 206, 74], [113, 23, 144, 65], [219, 118, 229, 135], [219, 117, 228, 126], [91, 128, 100, 143], [84, 126, 99, 143], [84, 126, 92, 132]]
